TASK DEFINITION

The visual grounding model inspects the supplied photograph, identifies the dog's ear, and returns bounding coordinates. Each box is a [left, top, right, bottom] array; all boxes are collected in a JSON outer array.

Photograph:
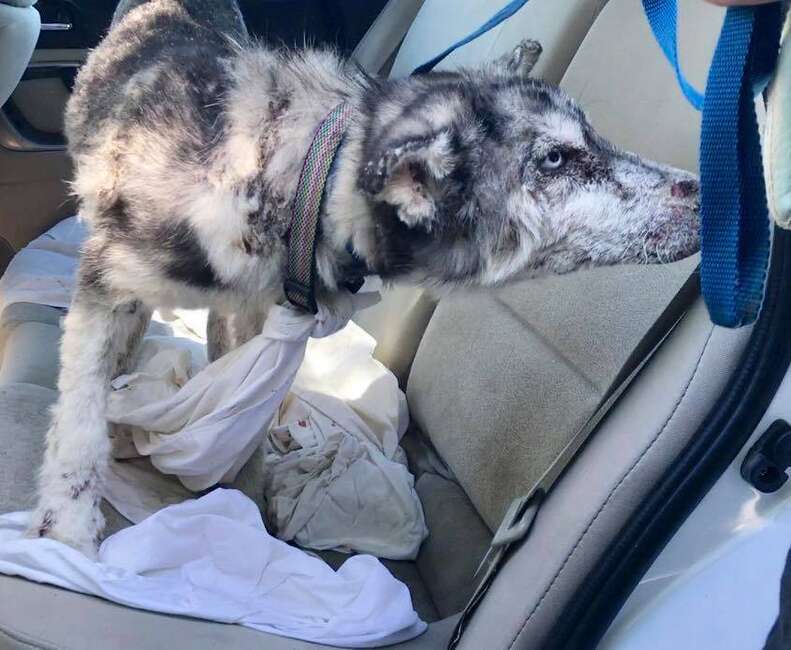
[[358, 129, 456, 229]]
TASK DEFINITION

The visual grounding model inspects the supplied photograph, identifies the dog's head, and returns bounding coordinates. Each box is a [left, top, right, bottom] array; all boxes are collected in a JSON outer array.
[[357, 71, 699, 286]]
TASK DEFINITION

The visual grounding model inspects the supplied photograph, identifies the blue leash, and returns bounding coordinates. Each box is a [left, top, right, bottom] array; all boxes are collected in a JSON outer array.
[[643, 0, 782, 327], [415, 0, 782, 328], [642, 0, 705, 110]]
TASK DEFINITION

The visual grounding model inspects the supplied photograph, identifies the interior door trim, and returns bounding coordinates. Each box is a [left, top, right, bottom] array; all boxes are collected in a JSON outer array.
[[0, 62, 79, 151], [0, 107, 66, 152]]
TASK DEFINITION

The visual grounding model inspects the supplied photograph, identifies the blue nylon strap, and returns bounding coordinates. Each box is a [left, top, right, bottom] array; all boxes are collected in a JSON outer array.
[[643, 0, 782, 327], [412, 0, 530, 75], [642, 0, 705, 110], [700, 6, 781, 326]]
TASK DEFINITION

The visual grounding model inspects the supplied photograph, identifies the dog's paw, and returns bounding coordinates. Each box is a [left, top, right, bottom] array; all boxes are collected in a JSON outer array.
[[26, 501, 103, 559]]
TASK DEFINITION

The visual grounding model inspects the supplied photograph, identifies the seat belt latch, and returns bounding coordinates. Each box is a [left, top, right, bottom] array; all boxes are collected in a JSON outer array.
[[491, 491, 542, 548], [474, 490, 543, 580], [452, 491, 544, 649]]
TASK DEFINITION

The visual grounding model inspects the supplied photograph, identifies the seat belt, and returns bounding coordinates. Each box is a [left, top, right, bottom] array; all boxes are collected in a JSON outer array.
[[351, 0, 424, 74], [447, 269, 700, 649], [411, 0, 531, 75]]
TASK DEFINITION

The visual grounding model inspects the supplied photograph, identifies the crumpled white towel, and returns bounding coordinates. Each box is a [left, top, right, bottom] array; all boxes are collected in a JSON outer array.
[[106, 310, 429, 560], [0, 489, 426, 648], [263, 322, 427, 560], [106, 293, 378, 492]]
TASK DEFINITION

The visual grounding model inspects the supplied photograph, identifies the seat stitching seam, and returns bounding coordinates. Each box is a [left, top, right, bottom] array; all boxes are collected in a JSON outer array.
[[0, 619, 63, 650], [504, 325, 715, 650], [0, 629, 42, 650], [493, 296, 601, 393]]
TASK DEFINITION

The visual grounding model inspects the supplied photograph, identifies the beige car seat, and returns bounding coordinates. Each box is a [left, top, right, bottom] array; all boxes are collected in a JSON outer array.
[[0, 2, 754, 649]]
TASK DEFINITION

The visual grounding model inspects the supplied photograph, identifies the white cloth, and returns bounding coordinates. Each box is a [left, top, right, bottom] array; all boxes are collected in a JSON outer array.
[[105, 308, 428, 560], [106, 294, 378, 492], [0, 490, 426, 647], [264, 323, 427, 560]]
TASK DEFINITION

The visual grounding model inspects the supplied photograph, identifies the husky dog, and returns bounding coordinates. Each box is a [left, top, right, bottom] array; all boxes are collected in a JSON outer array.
[[30, 0, 700, 553]]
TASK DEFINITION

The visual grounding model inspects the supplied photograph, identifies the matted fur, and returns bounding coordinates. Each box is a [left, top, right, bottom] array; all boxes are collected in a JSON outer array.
[[30, 0, 701, 553]]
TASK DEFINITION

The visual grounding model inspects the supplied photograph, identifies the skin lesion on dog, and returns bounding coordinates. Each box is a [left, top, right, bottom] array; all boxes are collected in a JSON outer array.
[[28, 0, 702, 553], [65, 472, 96, 501], [37, 509, 55, 538]]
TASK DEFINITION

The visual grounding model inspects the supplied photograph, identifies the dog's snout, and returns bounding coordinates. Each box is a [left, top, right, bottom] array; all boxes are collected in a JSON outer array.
[[670, 179, 699, 199]]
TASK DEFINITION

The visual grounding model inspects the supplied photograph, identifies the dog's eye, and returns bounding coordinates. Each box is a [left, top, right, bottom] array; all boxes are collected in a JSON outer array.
[[540, 149, 565, 171]]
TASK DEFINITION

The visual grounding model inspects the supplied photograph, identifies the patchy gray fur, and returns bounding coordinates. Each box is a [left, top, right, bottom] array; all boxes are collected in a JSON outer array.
[[30, 0, 700, 552]]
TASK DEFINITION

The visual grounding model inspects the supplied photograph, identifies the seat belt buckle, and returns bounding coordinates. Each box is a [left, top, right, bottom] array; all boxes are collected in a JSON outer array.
[[474, 490, 543, 579], [491, 490, 543, 548]]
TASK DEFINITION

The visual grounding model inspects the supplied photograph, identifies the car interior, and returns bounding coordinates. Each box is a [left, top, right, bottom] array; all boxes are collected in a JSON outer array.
[[0, 0, 785, 648]]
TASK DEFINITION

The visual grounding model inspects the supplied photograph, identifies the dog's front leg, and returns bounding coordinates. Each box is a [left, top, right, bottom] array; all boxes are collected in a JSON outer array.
[[207, 309, 232, 363], [207, 300, 272, 361], [28, 285, 149, 555]]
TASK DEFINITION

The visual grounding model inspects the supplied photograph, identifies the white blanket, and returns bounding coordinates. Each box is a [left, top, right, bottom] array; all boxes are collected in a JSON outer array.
[[0, 489, 426, 648], [107, 295, 375, 492]]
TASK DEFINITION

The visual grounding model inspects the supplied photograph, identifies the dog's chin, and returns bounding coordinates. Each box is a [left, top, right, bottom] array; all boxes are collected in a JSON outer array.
[[528, 234, 700, 276], [640, 208, 701, 264], [637, 245, 699, 265]]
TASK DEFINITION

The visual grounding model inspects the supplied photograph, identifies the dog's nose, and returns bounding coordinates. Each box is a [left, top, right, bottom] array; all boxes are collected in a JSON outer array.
[[671, 179, 699, 199]]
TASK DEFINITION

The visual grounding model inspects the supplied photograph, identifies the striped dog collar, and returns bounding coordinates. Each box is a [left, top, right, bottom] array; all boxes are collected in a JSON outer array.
[[284, 102, 355, 314]]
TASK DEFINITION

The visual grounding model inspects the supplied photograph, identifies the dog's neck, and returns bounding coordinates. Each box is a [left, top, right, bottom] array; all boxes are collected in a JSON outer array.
[[315, 119, 380, 291], [225, 47, 409, 295]]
